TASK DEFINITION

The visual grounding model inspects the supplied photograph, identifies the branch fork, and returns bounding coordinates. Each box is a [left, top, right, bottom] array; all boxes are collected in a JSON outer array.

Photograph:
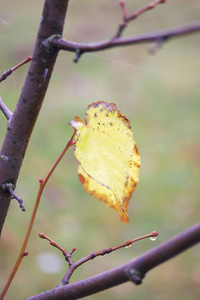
[[39, 231, 159, 286], [50, 0, 200, 62], [0, 133, 76, 299]]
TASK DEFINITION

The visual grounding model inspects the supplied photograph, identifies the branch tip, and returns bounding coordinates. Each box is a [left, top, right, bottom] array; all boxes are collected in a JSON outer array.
[[119, 0, 128, 20], [39, 178, 44, 184], [73, 49, 83, 63], [70, 248, 77, 255], [151, 231, 159, 237], [39, 232, 45, 238], [12, 56, 32, 72], [0, 56, 31, 83]]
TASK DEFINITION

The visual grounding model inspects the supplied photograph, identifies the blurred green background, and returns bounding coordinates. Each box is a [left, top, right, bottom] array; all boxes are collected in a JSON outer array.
[[0, 0, 200, 299]]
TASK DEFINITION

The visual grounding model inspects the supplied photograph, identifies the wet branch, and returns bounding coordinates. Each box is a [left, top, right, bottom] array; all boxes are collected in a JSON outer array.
[[38, 231, 158, 286], [26, 222, 200, 300]]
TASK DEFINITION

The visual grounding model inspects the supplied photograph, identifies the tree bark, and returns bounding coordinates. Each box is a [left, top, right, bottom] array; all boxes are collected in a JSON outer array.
[[0, 0, 69, 235]]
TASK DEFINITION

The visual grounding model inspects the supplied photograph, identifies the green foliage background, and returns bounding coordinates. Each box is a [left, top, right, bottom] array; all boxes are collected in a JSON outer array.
[[0, 1, 200, 299]]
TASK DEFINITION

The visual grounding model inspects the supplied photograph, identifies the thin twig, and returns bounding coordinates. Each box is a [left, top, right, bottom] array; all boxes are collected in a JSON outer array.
[[115, 0, 166, 38], [0, 132, 76, 300], [39, 232, 77, 266], [39, 231, 158, 286], [0, 97, 13, 121], [0, 56, 31, 83], [128, 0, 166, 22], [60, 231, 158, 286]]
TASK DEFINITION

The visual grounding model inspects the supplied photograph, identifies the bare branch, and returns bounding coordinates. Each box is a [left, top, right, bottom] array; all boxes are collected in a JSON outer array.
[[26, 222, 200, 300], [0, 97, 13, 121], [39, 231, 158, 286], [0, 56, 31, 83], [0, 132, 75, 300], [115, 0, 166, 38], [127, 0, 166, 22], [51, 22, 200, 58], [58, 231, 158, 286], [39, 232, 76, 267]]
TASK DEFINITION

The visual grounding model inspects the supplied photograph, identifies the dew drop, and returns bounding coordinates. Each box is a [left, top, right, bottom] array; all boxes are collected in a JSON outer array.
[[125, 244, 132, 249], [150, 236, 157, 242]]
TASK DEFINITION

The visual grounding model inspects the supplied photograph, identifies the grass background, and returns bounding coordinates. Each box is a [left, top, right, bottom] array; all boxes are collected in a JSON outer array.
[[0, 0, 200, 299]]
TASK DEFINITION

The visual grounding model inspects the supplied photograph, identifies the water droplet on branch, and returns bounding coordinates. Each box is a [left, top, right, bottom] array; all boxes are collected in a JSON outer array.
[[150, 236, 157, 241], [125, 244, 132, 248]]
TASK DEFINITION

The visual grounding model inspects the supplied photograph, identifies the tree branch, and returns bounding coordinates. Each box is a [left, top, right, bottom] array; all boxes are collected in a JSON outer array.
[[51, 22, 200, 58], [0, 97, 13, 121], [0, 133, 75, 300], [0, 56, 31, 83], [26, 222, 200, 300], [0, 0, 70, 235], [38, 231, 158, 286], [115, 0, 166, 38]]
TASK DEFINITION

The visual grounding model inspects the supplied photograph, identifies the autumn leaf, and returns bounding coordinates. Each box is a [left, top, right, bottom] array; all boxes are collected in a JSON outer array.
[[69, 101, 140, 223]]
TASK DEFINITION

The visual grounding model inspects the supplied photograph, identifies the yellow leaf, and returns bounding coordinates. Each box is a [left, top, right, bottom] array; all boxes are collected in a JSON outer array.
[[69, 101, 140, 223]]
